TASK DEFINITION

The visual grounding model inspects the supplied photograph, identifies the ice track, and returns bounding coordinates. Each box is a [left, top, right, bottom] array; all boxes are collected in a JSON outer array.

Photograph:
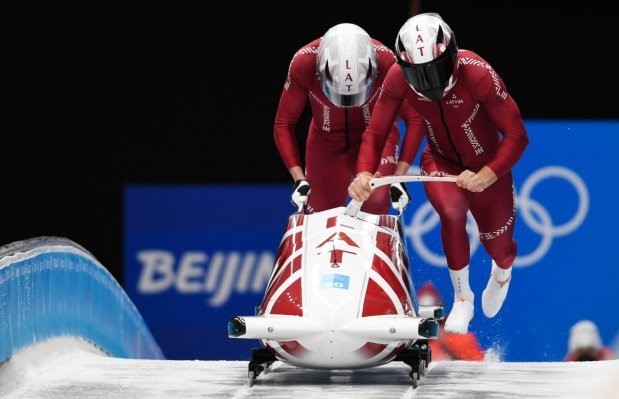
[[1, 338, 617, 399]]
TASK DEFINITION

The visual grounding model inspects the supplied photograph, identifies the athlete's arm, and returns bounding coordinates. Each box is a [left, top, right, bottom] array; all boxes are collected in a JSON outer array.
[[355, 65, 408, 176], [273, 46, 316, 179], [475, 64, 529, 178], [395, 99, 425, 175], [350, 66, 407, 202]]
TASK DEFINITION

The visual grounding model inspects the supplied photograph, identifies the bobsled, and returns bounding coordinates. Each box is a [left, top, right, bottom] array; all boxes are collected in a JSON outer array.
[[228, 175, 454, 386]]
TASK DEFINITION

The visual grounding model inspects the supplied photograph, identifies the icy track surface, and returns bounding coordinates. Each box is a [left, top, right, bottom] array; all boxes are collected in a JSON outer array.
[[1, 337, 618, 398]]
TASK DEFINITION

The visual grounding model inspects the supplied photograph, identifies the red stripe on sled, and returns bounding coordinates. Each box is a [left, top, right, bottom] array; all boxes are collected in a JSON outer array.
[[275, 215, 305, 269], [274, 231, 299, 272], [279, 340, 310, 358], [374, 230, 393, 258], [378, 215, 396, 230], [261, 256, 302, 313], [269, 278, 303, 316], [275, 235, 291, 267], [381, 342, 407, 363], [372, 231, 410, 312], [354, 342, 388, 359], [262, 260, 292, 309], [294, 230, 304, 248], [286, 214, 305, 230], [370, 255, 409, 313], [263, 227, 305, 312], [362, 278, 397, 316], [326, 216, 337, 228]]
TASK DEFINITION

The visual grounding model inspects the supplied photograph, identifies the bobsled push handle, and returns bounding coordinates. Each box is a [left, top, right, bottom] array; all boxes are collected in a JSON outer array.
[[344, 199, 363, 218], [345, 175, 456, 218], [369, 174, 458, 189]]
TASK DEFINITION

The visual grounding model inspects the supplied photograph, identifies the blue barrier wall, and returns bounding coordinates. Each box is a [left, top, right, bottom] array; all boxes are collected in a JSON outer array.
[[124, 185, 291, 360], [0, 236, 164, 362], [124, 120, 619, 362]]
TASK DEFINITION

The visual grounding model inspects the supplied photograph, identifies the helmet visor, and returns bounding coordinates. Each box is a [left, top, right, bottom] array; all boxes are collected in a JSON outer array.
[[398, 39, 456, 101], [321, 82, 372, 107]]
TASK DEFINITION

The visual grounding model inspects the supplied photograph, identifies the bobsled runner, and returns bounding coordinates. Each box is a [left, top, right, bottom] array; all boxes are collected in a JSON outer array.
[[228, 175, 453, 387]]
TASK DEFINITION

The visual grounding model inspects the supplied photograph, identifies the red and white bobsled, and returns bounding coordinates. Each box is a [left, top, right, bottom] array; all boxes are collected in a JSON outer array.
[[228, 176, 450, 386]]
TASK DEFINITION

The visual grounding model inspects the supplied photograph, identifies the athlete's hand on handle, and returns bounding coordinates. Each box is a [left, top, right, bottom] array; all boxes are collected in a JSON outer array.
[[390, 182, 411, 211], [348, 172, 379, 202], [456, 166, 497, 193], [291, 179, 311, 209]]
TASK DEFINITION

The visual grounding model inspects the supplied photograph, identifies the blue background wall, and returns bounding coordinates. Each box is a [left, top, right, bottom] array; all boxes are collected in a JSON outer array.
[[124, 120, 619, 362]]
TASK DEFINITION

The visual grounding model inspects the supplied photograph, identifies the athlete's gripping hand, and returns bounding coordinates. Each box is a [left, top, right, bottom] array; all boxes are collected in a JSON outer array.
[[348, 172, 377, 202], [291, 179, 311, 209], [390, 182, 411, 211], [456, 166, 497, 193]]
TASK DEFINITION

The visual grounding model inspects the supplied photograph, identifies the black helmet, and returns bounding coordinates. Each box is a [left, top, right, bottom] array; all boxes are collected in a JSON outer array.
[[395, 13, 458, 101]]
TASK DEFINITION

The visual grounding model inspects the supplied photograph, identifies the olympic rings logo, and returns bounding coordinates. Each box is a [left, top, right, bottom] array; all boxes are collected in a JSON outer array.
[[403, 166, 589, 268]]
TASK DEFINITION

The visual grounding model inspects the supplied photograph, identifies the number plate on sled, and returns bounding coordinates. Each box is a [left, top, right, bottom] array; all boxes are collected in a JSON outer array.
[[320, 274, 350, 290]]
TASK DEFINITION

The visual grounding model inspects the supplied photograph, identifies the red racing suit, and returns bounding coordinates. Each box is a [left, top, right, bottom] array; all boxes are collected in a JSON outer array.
[[356, 49, 529, 269], [274, 38, 423, 214]]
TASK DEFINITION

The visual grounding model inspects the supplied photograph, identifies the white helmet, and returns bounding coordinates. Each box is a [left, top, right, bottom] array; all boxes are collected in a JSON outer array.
[[395, 13, 458, 101], [568, 320, 603, 352], [317, 23, 377, 107]]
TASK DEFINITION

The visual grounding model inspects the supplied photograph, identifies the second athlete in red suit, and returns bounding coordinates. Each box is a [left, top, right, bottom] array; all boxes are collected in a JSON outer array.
[[348, 13, 529, 334], [274, 23, 423, 214]]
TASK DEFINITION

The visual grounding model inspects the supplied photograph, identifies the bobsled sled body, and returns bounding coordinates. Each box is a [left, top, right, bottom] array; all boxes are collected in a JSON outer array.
[[228, 206, 440, 370]]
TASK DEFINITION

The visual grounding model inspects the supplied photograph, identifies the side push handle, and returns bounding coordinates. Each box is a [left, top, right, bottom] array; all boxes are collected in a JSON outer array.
[[344, 199, 363, 218], [369, 174, 457, 189], [345, 175, 457, 218]]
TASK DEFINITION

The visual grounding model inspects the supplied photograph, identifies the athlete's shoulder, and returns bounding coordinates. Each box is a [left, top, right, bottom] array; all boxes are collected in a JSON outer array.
[[371, 38, 395, 56], [287, 38, 320, 77], [372, 38, 396, 72], [290, 38, 320, 62], [384, 61, 404, 82], [456, 48, 507, 97], [379, 62, 409, 98], [457, 49, 496, 76]]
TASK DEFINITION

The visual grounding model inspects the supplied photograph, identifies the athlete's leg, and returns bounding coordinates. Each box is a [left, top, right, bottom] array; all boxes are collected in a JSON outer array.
[[422, 154, 474, 333], [305, 133, 350, 212], [469, 172, 517, 318], [363, 128, 399, 214]]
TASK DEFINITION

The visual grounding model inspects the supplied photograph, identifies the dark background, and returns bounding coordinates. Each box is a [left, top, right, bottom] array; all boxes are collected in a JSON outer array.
[[3, 1, 615, 284]]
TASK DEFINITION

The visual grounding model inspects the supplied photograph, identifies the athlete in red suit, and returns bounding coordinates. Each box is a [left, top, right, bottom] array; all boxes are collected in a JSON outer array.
[[348, 13, 529, 334], [274, 23, 423, 214]]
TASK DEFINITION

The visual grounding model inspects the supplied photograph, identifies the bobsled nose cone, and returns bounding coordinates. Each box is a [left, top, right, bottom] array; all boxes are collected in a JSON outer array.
[[228, 317, 246, 337], [319, 337, 345, 360]]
